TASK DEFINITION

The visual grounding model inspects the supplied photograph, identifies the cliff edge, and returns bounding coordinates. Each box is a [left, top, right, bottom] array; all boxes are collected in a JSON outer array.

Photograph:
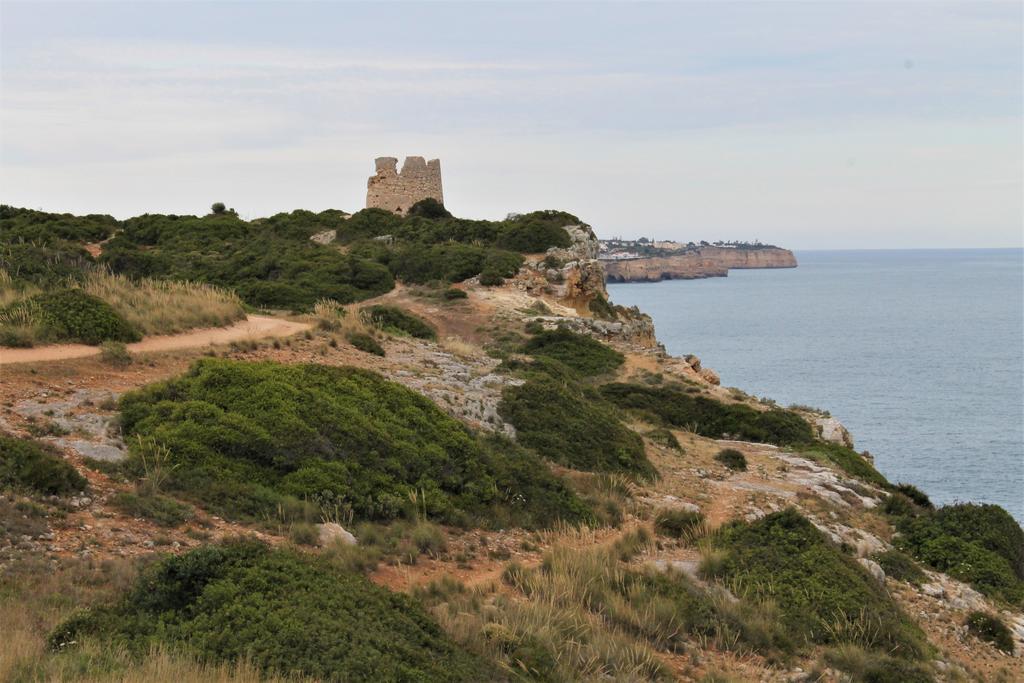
[[603, 246, 797, 283]]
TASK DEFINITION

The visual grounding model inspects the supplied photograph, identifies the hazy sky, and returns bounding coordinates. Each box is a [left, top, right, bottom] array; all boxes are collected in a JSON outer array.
[[1, 1, 1021, 248]]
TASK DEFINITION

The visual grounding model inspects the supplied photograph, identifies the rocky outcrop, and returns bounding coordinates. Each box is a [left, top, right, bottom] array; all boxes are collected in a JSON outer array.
[[813, 416, 855, 449], [603, 247, 796, 283]]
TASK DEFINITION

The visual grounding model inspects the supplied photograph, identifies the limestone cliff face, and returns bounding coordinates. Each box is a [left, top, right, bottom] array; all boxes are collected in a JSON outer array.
[[603, 247, 796, 283], [516, 224, 657, 348]]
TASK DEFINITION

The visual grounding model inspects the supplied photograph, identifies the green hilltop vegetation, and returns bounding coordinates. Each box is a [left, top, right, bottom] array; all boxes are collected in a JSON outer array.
[[1, 202, 580, 345]]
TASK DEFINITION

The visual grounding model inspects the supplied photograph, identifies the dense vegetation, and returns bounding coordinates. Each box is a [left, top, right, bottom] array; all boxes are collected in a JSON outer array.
[[364, 304, 436, 340], [498, 359, 654, 477], [1, 289, 140, 346], [117, 359, 589, 528], [3, 204, 583, 313], [51, 540, 495, 681], [0, 434, 87, 496], [100, 211, 394, 310], [705, 509, 928, 660], [520, 327, 624, 377], [600, 383, 815, 447], [887, 499, 1024, 605], [1, 206, 115, 288]]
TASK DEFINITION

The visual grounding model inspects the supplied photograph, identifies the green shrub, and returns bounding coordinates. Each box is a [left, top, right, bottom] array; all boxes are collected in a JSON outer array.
[[116, 359, 589, 528], [289, 522, 320, 546], [4, 289, 140, 345], [890, 483, 933, 509], [706, 509, 927, 658], [495, 219, 571, 253], [965, 611, 1014, 653], [364, 305, 436, 340], [600, 383, 815, 448], [872, 550, 926, 585], [49, 540, 495, 680], [0, 434, 87, 496], [100, 211, 394, 311], [443, 288, 468, 300], [499, 369, 654, 478], [646, 428, 682, 451], [407, 198, 452, 220], [521, 327, 624, 377], [800, 443, 888, 487], [891, 503, 1024, 603], [654, 509, 704, 541], [588, 293, 616, 320], [99, 340, 132, 366], [478, 270, 504, 286], [347, 331, 385, 356], [110, 490, 192, 527], [714, 448, 747, 472]]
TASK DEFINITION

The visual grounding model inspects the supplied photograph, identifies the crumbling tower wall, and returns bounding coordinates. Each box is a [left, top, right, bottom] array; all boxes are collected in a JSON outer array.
[[366, 156, 443, 214]]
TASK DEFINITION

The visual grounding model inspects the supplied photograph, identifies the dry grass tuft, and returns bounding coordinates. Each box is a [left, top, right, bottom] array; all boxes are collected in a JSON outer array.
[[80, 271, 245, 336]]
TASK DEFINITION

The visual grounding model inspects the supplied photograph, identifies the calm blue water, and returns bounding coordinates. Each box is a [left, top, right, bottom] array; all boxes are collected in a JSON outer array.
[[608, 249, 1024, 522]]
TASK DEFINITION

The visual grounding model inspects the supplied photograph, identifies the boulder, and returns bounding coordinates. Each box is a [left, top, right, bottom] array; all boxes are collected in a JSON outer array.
[[858, 558, 886, 583], [317, 522, 357, 547], [699, 367, 720, 385], [813, 416, 855, 449]]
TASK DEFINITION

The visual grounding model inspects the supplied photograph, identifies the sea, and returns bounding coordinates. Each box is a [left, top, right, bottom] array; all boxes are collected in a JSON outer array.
[[607, 249, 1024, 523]]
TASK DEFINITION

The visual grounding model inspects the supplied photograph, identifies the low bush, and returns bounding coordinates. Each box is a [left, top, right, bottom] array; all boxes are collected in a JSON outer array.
[[289, 522, 320, 546], [443, 287, 468, 300], [116, 359, 589, 528], [600, 383, 815, 448], [407, 198, 452, 220], [0, 434, 87, 496], [872, 549, 926, 585], [964, 611, 1015, 653], [364, 304, 436, 340], [110, 489, 193, 527], [890, 483, 933, 509], [520, 327, 624, 377], [704, 509, 927, 659], [646, 428, 682, 451], [478, 270, 504, 286], [347, 331, 385, 356], [714, 448, 747, 472], [2, 289, 140, 346], [99, 341, 132, 367], [498, 367, 654, 478], [654, 509, 705, 542], [49, 540, 495, 680]]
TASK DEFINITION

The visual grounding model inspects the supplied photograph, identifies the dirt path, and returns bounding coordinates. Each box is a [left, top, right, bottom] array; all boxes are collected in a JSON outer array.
[[0, 315, 311, 366]]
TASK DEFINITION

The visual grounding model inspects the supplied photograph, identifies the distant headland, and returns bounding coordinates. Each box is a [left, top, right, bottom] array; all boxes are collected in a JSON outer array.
[[599, 238, 797, 283]]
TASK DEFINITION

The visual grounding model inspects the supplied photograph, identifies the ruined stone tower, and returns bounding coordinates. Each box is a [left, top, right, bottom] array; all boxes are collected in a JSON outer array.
[[366, 156, 443, 215]]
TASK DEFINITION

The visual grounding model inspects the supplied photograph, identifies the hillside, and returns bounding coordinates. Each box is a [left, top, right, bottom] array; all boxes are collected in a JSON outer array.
[[1, 205, 1022, 682]]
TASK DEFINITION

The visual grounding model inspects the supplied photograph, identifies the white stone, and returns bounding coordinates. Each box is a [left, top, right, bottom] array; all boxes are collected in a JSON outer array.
[[317, 522, 357, 547]]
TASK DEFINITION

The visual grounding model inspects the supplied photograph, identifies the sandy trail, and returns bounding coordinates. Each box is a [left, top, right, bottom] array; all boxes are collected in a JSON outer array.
[[0, 315, 311, 366]]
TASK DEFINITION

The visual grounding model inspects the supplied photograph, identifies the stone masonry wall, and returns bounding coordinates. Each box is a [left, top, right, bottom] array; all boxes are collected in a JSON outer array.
[[366, 156, 443, 214]]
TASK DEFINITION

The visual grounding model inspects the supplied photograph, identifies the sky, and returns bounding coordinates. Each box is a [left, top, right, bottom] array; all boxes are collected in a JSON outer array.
[[1, 1, 1021, 249]]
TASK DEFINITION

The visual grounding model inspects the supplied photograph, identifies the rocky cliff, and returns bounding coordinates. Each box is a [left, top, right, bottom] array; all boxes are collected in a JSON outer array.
[[603, 246, 797, 283]]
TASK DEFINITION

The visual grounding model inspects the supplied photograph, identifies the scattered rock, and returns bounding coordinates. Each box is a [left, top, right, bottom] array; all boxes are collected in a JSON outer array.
[[921, 582, 945, 598], [858, 557, 886, 583]]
